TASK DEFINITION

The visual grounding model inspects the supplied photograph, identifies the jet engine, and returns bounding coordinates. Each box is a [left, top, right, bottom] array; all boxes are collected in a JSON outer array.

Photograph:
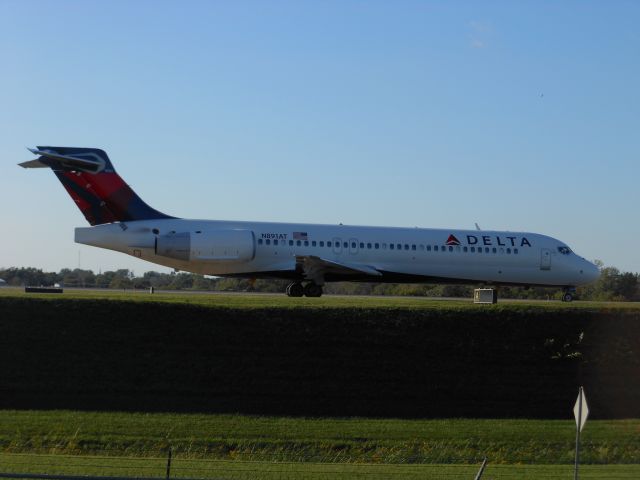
[[155, 229, 255, 262]]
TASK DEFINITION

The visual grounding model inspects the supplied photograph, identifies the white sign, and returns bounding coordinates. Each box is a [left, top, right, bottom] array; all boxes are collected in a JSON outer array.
[[573, 387, 589, 432]]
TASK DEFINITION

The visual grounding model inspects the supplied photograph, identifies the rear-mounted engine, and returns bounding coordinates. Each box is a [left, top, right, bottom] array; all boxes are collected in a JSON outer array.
[[155, 229, 255, 262]]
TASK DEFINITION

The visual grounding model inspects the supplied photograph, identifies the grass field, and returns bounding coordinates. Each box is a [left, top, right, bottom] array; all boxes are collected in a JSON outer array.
[[0, 411, 639, 479], [2, 286, 640, 310], [1, 411, 640, 464], [3, 453, 639, 480]]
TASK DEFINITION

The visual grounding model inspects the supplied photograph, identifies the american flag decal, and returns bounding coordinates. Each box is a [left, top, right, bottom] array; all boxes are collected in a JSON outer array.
[[293, 231, 308, 240]]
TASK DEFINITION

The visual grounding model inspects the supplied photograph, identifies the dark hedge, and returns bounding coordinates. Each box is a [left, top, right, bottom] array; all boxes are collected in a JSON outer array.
[[1, 298, 639, 418]]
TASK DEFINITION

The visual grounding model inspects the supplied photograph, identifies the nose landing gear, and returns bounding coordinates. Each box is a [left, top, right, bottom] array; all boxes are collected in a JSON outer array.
[[286, 282, 323, 297]]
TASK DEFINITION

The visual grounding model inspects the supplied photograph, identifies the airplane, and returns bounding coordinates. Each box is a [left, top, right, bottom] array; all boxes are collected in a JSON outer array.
[[20, 146, 600, 301]]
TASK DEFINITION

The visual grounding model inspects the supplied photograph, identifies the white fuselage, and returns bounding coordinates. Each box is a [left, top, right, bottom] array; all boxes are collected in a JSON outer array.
[[75, 218, 600, 287]]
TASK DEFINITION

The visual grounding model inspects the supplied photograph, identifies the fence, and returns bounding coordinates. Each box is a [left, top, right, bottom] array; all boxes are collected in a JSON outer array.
[[1, 452, 639, 480]]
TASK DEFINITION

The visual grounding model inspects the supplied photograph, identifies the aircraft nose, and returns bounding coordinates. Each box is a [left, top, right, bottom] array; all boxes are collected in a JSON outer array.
[[581, 260, 600, 283]]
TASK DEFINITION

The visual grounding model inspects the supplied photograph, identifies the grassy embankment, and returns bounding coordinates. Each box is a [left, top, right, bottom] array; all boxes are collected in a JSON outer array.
[[0, 411, 639, 479]]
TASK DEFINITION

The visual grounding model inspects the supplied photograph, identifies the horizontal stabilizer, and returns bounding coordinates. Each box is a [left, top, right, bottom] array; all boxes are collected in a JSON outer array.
[[18, 158, 49, 168], [24, 148, 106, 173]]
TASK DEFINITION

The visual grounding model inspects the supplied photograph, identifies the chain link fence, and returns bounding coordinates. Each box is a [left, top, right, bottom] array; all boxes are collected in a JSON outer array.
[[1, 452, 639, 480]]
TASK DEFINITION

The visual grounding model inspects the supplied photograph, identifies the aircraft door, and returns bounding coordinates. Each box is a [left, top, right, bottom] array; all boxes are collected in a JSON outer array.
[[540, 248, 552, 270], [332, 237, 342, 255]]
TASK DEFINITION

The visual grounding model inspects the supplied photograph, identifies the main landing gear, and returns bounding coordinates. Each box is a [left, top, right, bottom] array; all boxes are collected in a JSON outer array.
[[561, 287, 576, 302], [286, 282, 323, 297]]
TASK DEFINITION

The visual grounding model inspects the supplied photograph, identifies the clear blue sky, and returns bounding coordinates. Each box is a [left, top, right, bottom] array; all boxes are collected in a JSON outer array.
[[1, 0, 638, 275]]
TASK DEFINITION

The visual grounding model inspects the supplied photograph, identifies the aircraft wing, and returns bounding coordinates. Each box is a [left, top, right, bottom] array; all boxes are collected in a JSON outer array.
[[296, 255, 382, 284]]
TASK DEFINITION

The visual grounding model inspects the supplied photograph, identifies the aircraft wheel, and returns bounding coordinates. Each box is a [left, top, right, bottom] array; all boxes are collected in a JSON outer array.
[[287, 282, 304, 297], [562, 292, 574, 302], [304, 283, 323, 298]]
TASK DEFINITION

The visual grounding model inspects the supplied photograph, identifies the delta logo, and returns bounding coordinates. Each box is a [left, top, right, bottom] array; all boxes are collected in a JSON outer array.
[[446, 234, 461, 246], [446, 233, 532, 248]]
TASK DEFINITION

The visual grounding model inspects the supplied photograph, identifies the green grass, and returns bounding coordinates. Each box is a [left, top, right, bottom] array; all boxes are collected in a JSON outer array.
[[1, 411, 639, 479], [1, 411, 639, 465], [1, 286, 640, 310], [3, 453, 640, 480]]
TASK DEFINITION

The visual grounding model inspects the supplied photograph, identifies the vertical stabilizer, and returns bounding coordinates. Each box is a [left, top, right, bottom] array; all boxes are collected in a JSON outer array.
[[20, 146, 175, 226]]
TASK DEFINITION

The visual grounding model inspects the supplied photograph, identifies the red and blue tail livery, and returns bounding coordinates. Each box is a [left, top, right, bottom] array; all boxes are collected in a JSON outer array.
[[21, 146, 599, 300], [20, 147, 173, 226]]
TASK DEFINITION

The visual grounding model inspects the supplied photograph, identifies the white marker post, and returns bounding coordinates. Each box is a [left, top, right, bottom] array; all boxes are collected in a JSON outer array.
[[573, 386, 589, 480]]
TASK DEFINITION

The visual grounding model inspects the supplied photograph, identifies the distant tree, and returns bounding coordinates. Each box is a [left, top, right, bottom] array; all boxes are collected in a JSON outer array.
[[167, 272, 194, 290], [215, 278, 249, 291], [0, 267, 59, 286], [59, 268, 95, 288], [109, 275, 132, 289], [615, 272, 638, 301]]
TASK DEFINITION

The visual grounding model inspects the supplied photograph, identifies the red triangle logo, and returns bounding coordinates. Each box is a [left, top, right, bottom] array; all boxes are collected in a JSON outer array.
[[446, 234, 460, 246]]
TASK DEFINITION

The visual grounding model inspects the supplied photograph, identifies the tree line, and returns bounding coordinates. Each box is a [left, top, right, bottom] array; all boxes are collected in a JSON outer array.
[[0, 261, 638, 301]]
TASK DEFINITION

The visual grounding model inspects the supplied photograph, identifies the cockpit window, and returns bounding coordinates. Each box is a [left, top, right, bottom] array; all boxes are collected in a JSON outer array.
[[558, 246, 572, 255]]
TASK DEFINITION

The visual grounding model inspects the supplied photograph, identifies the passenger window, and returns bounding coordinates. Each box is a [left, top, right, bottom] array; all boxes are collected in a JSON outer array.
[[289, 240, 293, 246], [514, 248, 519, 254], [448, 246, 453, 252], [320, 241, 325, 247], [312, 241, 317, 247], [375, 243, 379, 249], [404, 244, 409, 250], [397, 244, 402, 250], [492, 248, 497, 254], [297, 240, 301, 246], [434, 245, 438, 251], [427, 245, 431, 251], [266, 239, 271, 245], [506, 248, 511, 254], [327, 241, 332, 247], [343, 242, 348, 248], [499, 248, 504, 254], [485, 247, 490, 253], [274, 239, 278, 245], [360, 242, 364, 249], [304, 241, 309, 247], [390, 244, 395, 250], [470, 247, 475, 252], [382, 243, 387, 249], [463, 247, 468, 252], [258, 239, 263, 245], [352, 242, 356, 248]]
